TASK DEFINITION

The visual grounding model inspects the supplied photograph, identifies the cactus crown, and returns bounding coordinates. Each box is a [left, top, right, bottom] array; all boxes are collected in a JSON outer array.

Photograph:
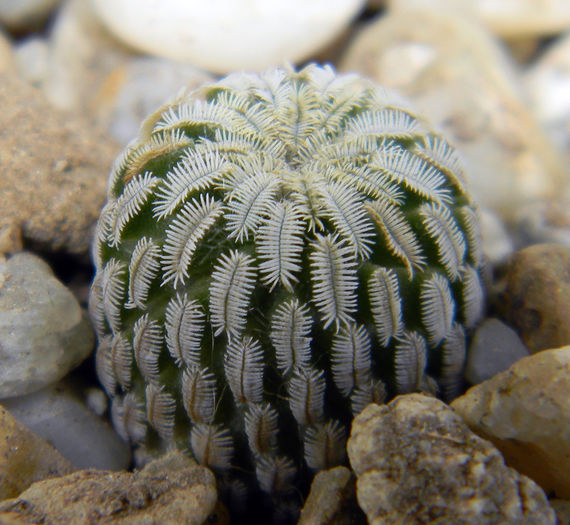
[[89, 64, 484, 515]]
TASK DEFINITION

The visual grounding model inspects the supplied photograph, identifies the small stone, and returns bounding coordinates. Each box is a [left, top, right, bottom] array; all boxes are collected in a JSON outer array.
[[0, 71, 119, 255], [13, 36, 49, 86], [41, 0, 133, 113], [479, 207, 515, 265], [523, 30, 570, 166], [0, 0, 62, 32], [551, 499, 570, 525], [0, 405, 75, 500], [510, 196, 570, 249], [0, 450, 218, 523], [0, 30, 15, 74], [84, 387, 108, 417], [495, 243, 570, 353], [36, 0, 214, 145], [387, 0, 570, 38], [90, 0, 365, 73], [474, 0, 570, 38], [465, 318, 530, 385], [298, 466, 365, 525], [339, 8, 566, 222], [105, 56, 214, 144], [451, 347, 570, 499], [348, 395, 556, 524], [1, 381, 130, 471], [0, 253, 94, 398]]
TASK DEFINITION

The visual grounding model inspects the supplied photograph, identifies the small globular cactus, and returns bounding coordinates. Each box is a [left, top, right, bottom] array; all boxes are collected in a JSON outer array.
[[89, 64, 484, 517]]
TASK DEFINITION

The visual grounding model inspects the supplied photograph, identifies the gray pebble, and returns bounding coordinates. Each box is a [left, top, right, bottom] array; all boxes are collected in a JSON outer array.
[[1, 380, 130, 471], [465, 317, 530, 385], [0, 253, 94, 398]]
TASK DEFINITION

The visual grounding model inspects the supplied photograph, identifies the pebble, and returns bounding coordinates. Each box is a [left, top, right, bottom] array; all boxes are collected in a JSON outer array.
[[106, 56, 214, 144], [479, 207, 515, 265], [0, 405, 75, 500], [386, 0, 570, 38], [298, 466, 364, 525], [26, 0, 214, 145], [0, 450, 219, 523], [0, 0, 62, 32], [1, 381, 130, 471], [474, 0, 570, 38], [13, 35, 49, 86], [339, 7, 566, 223], [0, 30, 15, 73], [90, 0, 366, 73], [0, 71, 118, 255], [347, 394, 556, 524], [495, 243, 570, 353], [0, 253, 93, 399], [523, 30, 570, 161], [452, 346, 570, 499], [41, 0, 131, 114], [465, 318, 530, 385], [551, 500, 570, 525]]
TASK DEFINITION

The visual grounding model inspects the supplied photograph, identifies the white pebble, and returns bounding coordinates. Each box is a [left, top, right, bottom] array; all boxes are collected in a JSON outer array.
[[91, 0, 365, 73]]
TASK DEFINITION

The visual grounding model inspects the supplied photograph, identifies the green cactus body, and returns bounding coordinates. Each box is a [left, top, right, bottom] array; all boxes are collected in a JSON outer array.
[[89, 64, 484, 516]]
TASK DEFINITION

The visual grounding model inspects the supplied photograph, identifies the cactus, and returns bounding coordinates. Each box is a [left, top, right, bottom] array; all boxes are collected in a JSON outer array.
[[89, 64, 484, 518]]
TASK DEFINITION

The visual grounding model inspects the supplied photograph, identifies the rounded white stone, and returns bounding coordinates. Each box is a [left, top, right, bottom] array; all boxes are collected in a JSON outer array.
[[90, 0, 365, 73]]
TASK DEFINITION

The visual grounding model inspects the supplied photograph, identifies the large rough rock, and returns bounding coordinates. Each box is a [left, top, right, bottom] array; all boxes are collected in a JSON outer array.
[[298, 466, 365, 525], [348, 394, 556, 524], [0, 252, 94, 398], [452, 347, 570, 499], [0, 405, 75, 500], [0, 71, 119, 255], [339, 8, 565, 222], [495, 243, 570, 353], [0, 450, 219, 524]]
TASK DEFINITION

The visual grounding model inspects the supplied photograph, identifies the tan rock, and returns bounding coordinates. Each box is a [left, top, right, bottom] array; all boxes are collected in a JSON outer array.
[[386, 0, 570, 38], [42, 0, 132, 114], [0, 405, 75, 500], [495, 243, 570, 353], [339, 8, 565, 221], [348, 395, 556, 524], [0, 450, 219, 524], [298, 466, 364, 525], [451, 347, 570, 499], [0, 71, 119, 256], [475, 0, 570, 38]]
